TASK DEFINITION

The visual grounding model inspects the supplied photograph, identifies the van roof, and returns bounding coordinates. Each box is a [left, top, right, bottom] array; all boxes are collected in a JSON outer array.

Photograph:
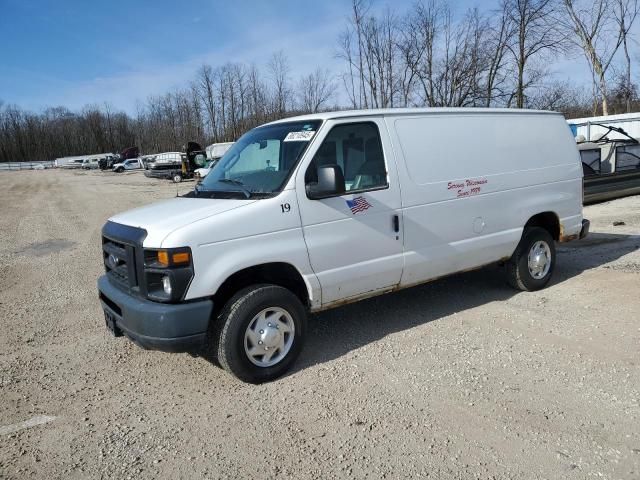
[[267, 107, 560, 125]]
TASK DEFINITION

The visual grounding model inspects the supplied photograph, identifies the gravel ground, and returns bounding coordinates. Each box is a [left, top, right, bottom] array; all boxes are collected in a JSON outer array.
[[0, 169, 639, 479]]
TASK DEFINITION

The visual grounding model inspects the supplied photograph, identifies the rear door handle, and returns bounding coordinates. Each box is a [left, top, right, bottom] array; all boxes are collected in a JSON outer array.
[[392, 214, 400, 233]]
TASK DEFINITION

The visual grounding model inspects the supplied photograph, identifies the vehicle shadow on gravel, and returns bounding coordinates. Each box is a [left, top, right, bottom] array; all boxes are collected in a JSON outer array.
[[292, 232, 639, 373]]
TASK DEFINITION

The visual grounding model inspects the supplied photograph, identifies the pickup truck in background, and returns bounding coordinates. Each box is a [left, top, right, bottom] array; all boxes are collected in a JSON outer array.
[[100, 146, 139, 170], [144, 143, 207, 183], [112, 158, 142, 172]]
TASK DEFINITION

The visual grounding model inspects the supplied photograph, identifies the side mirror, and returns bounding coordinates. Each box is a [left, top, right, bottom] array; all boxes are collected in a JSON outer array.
[[306, 165, 346, 199]]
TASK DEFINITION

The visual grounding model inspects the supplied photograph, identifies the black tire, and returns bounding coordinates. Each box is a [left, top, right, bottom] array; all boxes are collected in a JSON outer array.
[[506, 227, 556, 291], [207, 284, 307, 383], [172, 173, 182, 183], [115, 167, 124, 173]]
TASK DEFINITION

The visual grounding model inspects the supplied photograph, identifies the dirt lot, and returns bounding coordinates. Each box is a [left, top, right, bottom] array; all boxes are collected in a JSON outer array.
[[0, 169, 639, 479]]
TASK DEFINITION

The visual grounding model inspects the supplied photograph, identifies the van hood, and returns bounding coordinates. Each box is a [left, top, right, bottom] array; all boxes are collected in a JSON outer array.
[[109, 197, 255, 246]]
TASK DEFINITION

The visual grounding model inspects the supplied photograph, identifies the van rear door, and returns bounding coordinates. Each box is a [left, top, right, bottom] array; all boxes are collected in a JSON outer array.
[[296, 119, 403, 306]]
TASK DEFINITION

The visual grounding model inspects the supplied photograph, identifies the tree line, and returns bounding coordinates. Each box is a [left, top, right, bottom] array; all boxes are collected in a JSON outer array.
[[1, 0, 638, 162]]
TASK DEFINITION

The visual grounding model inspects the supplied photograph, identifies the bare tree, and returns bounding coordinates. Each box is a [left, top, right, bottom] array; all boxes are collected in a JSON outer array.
[[484, 1, 517, 106], [267, 51, 291, 116], [399, 1, 496, 107], [338, 0, 404, 108], [297, 69, 337, 113], [196, 65, 219, 141], [246, 63, 268, 124], [505, 0, 564, 108], [614, 0, 639, 112], [528, 80, 593, 116], [562, 0, 625, 115]]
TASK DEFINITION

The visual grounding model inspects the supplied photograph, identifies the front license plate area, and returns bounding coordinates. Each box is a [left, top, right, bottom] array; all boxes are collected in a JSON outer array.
[[104, 310, 123, 337]]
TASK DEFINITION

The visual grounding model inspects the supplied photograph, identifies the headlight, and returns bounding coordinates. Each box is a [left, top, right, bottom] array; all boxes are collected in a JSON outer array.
[[162, 275, 172, 295], [143, 247, 194, 303]]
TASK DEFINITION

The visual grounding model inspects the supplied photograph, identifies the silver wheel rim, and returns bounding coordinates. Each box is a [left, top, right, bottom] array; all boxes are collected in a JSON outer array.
[[527, 240, 551, 279], [244, 307, 295, 368]]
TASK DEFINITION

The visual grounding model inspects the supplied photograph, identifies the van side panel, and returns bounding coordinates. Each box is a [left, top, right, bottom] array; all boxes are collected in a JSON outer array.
[[387, 113, 582, 287]]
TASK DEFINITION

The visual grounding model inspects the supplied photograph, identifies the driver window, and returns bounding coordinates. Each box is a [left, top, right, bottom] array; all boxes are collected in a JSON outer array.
[[306, 122, 387, 192]]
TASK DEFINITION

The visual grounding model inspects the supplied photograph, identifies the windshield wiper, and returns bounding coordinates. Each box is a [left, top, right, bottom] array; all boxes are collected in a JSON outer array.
[[218, 178, 252, 198]]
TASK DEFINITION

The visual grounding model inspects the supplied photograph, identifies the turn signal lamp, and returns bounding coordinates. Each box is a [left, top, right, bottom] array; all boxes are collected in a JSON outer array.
[[157, 250, 191, 266]]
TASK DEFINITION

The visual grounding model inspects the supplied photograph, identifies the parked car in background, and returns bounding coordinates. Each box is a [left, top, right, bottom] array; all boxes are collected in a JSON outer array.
[[112, 158, 142, 173], [195, 142, 234, 178], [144, 152, 182, 171], [61, 159, 85, 169], [98, 155, 118, 170], [577, 124, 640, 203], [82, 158, 101, 169], [139, 155, 157, 169], [194, 158, 218, 178], [144, 151, 183, 179], [100, 147, 138, 170], [144, 143, 206, 182]]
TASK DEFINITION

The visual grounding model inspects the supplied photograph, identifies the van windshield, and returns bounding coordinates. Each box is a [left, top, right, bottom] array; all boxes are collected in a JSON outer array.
[[196, 120, 321, 198]]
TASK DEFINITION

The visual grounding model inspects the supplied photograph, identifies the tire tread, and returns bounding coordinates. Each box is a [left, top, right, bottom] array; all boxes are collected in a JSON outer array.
[[206, 284, 306, 383], [506, 227, 555, 292]]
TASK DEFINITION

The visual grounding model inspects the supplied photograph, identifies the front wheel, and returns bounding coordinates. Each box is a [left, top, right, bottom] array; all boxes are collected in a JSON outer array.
[[208, 284, 307, 383], [172, 173, 182, 183], [506, 227, 556, 291]]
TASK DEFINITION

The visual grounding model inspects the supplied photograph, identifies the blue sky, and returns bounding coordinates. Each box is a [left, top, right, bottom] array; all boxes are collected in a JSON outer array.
[[0, 0, 624, 113]]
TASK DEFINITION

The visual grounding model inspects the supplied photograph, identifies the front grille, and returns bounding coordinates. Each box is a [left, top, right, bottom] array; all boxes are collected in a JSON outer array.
[[103, 236, 137, 289]]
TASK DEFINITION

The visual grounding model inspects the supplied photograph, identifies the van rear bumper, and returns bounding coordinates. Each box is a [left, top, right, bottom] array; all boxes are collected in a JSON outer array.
[[97, 275, 213, 353], [580, 219, 590, 239]]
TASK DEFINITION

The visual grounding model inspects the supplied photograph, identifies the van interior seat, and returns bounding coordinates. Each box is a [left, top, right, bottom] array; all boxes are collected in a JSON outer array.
[[352, 137, 386, 190]]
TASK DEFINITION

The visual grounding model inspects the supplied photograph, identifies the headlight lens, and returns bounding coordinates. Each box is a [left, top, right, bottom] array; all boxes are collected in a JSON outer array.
[[143, 247, 193, 303], [162, 275, 172, 295]]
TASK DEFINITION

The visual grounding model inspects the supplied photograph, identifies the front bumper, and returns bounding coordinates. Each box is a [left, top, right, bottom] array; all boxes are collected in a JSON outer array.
[[97, 275, 213, 352]]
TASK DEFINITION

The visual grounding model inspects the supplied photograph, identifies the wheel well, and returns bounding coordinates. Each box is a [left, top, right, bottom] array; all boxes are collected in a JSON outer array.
[[212, 263, 309, 313], [524, 212, 560, 241]]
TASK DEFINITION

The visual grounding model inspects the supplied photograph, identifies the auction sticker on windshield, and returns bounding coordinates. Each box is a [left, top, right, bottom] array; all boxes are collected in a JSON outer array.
[[284, 131, 316, 142]]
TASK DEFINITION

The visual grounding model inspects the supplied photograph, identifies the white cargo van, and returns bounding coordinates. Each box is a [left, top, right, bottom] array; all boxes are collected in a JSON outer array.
[[97, 108, 589, 383]]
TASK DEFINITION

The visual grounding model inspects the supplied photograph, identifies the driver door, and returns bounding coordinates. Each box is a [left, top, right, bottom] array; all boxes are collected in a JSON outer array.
[[296, 119, 403, 306]]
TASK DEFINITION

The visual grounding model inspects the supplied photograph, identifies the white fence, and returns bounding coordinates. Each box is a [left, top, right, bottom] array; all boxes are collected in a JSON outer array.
[[0, 161, 56, 171]]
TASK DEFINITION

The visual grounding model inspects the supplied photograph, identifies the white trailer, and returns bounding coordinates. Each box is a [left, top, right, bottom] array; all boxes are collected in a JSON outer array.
[[55, 153, 115, 168], [568, 112, 640, 141], [206, 142, 234, 160]]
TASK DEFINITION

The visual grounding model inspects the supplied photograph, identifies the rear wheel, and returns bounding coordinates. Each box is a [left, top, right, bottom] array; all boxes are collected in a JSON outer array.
[[172, 173, 182, 183], [207, 284, 306, 383], [506, 227, 556, 291]]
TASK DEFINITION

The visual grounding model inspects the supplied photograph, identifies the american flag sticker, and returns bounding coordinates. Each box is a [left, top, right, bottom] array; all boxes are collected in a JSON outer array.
[[346, 196, 372, 214]]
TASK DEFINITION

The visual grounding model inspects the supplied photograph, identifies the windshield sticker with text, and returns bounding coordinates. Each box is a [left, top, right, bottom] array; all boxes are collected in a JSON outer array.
[[284, 131, 316, 142], [448, 178, 488, 198]]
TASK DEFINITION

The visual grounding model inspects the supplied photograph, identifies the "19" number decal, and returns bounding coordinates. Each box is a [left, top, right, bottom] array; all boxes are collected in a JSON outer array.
[[280, 203, 291, 213]]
